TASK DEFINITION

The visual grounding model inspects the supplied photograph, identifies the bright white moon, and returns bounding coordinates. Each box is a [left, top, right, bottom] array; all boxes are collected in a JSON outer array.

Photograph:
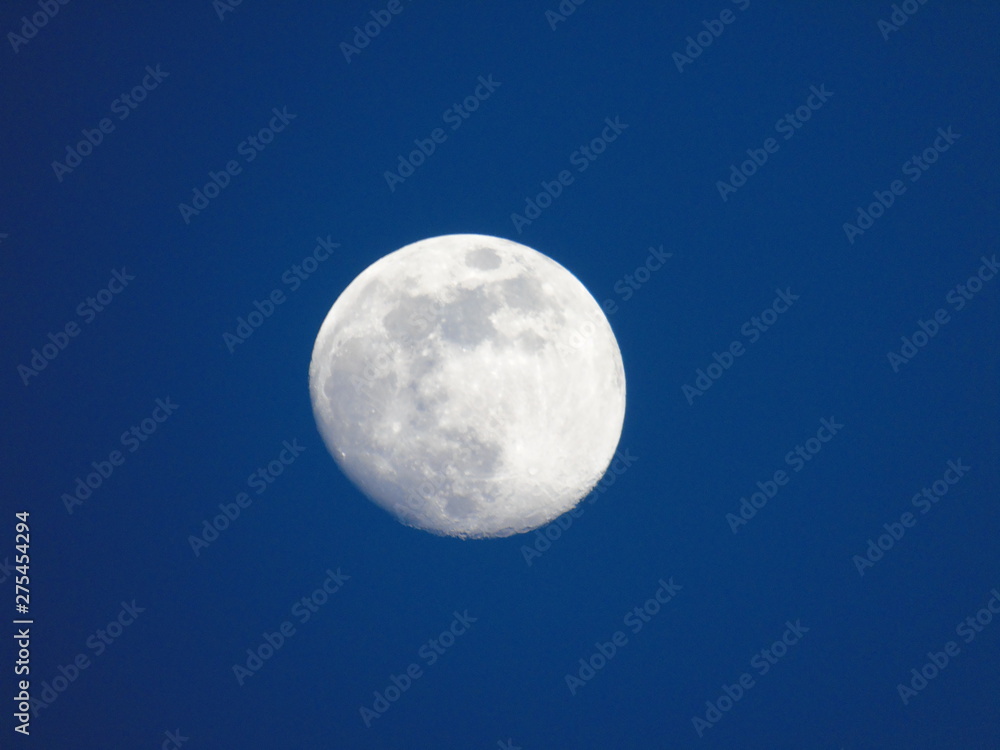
[[309, 234, 625, 539]]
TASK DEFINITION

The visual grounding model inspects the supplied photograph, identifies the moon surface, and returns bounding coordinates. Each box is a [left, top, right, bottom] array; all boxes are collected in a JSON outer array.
[[308, 234, 625, 539]]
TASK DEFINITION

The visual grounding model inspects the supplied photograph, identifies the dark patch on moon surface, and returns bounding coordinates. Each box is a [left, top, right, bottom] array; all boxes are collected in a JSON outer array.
[[465, 246, 502, 270]]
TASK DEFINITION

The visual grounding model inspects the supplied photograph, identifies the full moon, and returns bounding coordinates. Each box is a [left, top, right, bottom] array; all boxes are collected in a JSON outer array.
[[308, 234, 625, 539]]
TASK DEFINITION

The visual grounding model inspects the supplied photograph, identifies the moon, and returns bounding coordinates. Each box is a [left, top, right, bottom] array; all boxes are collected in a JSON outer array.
[[308, 234, 625, 539]]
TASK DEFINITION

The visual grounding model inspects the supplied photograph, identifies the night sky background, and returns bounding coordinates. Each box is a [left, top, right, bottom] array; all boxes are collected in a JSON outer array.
[[2, 1, 999, 748]]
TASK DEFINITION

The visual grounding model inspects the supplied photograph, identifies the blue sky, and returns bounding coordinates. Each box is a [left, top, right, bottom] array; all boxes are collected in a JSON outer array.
[[2, 1, 998, 748]]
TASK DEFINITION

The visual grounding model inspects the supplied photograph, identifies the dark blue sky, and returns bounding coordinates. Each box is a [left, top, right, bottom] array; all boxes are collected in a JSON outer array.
[[2, 1, 998, 748]]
